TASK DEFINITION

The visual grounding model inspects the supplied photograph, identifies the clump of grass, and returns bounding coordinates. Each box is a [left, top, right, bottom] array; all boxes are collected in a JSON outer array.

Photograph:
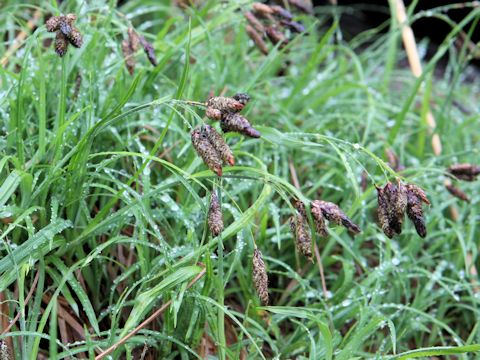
[[0, 0, 480, 359]]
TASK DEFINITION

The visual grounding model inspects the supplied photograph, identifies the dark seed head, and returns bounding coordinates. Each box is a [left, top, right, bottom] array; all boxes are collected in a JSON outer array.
[[208, 192, 224, 237], [445, 183, 470, 203], [46, 16, 61, 32], [207, 96, 244, 113], [245, 25, 269, 55], [68, 27, 83, 48], [448, 163, 480, 182], [206, 107, 223, 120], [244, 11, 266, 34], [54, 31, 69, 57], [312, 200, 360, 235], [0, 340, 10, 360], [405, 184, 429, 238], [139, 35, 157, 67], [252, 248, 269, 305], [191, 128, 223, 176], [280, 20, 306, 33], [122, 39, 135, 75], [203, 125, 235, 166], [59, 19, 72, 36], [252, 2, 275, 20], [270, 5, 293, 20], [233, 93, 251, 106], [128, 27, 140, 52], [376, 180, 408, 238], [385, 148, 404, 172], [265, 26, 288, 47], [311, 203, 329, 237], [221, 113, 261, 138], [289, 215, 312, 261]]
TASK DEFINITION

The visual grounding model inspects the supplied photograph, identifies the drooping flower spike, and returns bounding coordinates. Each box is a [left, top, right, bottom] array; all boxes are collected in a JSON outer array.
[[311, 200, 361, 235], [208, 191, 224, 237], [191, 127, 223, 176], [376, 180, 429, 238], [289, 215, 312, 261], [445, 182, 470, 203], [252, 248, 269, 305], [448, 163, 480, 182]]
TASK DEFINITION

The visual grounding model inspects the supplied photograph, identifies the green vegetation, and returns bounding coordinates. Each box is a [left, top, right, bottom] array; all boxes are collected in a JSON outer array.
[[0, 0, 479, 358]]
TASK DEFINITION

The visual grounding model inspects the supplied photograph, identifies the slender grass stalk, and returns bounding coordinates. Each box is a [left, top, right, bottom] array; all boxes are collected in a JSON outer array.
[[215, 179, 226, 360]]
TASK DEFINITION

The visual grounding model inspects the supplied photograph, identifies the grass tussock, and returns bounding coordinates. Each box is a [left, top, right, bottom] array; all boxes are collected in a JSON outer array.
[[0, 0, 480, 359]]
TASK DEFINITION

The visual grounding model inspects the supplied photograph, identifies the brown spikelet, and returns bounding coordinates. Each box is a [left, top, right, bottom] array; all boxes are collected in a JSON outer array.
[[233, 93, 251, 106], [206, 107, 223, 120], [448, 163, 480, 182], [280, 20, 306, 33], [252, 2, 275, 20], [311, 203, 329, 237], [245, 25, 269, 55], [385, 148, 404, 172], [290, 215, 312, 260], [244, 12, 266, 34], [252, 249, 269, 305], [445, 183, 470, 202], [221, 113, 261, 138], [65, 13, 77, 23], [139, 35, 158, 67], [288, 0, 314, 14], [376, 187, 395, 239], [207, 96, 244, 113], [68, 27, 83, 48], [312, 200, 361, 234], [59, 17, 72, 36], [393, 181, 408, 231], [376, 181, 407, 238], [191, 128, 223, 176], [270, 5, 293, 20], [46, 16, 61, 32], [203, 125, 235, 166], [54, 31, 69, 57], [405, 184, 429, 238], [122, 39, 135, 75], [360, 170, 368, 192], [128, 27, 140, 51], [376, 185, 395, 238], [208, 192, 224, 237], [265, 26, 288, 47], [294, 199, 329, 237], [0, 341, 10, 360], [293, 199, 306, 215]]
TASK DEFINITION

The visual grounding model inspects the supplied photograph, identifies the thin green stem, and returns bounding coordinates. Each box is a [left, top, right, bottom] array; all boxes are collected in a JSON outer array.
[[216, 179, 226, 360]]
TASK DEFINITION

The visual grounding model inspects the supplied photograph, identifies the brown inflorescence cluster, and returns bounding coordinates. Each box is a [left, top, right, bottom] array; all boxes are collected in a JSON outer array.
[[252, 248, 269, 305], [244, 2, 307, 55], [290, 199, 360, 260], [207, 191, 224, 237], [443, 163, 478, 203], [191, 125, 234, 176], [445, 182, 470, 203], [289, 212, 313, 260], [385, 148, 405, 172], [121, 27, 158, 75], [205, 93, 261, 138], [447, 163, 480, 182], [46, 14, 83, 57], [376, 180, 430, 238]]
